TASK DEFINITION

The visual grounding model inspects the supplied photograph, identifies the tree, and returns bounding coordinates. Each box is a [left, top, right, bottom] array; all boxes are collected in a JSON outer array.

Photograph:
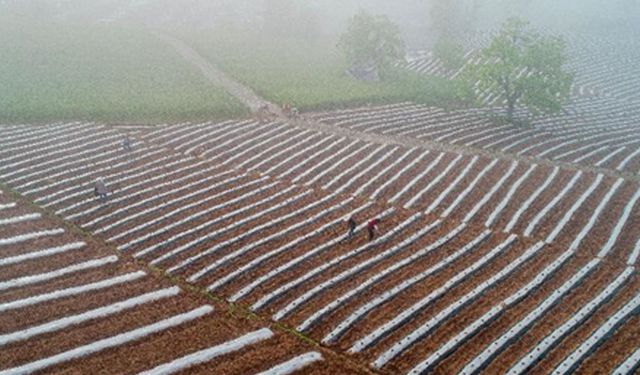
[[463, 18, 574, 124], [338, 10, 405, 81], [433, 37, 465, 71]]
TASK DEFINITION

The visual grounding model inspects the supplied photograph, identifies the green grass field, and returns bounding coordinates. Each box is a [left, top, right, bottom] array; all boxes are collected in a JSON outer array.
[[0, 19, 248, 124], [184, 29, 468, 112]]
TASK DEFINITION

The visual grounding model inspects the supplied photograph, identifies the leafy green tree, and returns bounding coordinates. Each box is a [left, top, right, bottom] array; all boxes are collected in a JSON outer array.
[[433, 37, 465, 71], [463, 18, 574, 124], [338, 10, 405, 80]]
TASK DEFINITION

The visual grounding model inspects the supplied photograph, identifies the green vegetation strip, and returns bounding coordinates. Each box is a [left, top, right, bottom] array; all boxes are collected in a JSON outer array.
[[0, 19, 248, 124]]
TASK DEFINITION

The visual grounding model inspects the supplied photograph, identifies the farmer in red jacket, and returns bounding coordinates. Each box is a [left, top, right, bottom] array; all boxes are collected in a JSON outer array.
[[367, 218, 381, 241]]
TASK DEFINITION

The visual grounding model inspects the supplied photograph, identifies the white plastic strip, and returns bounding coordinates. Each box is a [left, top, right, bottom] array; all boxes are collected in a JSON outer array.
[[255, 352, 323, 375], [0, 287, 180, 347], [0, 306, 213, 375], [611, 347, 640, 375], [0, 256, 118, 292], [0, 242, 85, 267], [552, 291, 640, 375], [0, 213, 41, 226], [0, 228, 64, 246], [137, 328, 272, 375], [0, 271, 146, 313], [323, 230, 490, 344], [504, 167, 559, 232], [524, 171, 583, 237], [546, 174, 603, 243]]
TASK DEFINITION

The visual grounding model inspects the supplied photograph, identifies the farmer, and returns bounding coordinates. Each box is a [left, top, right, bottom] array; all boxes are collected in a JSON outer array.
[[122, 135, 132, 152], [367, 218, 381, 241], [347, 216, 357, 238], [257, 104, 270, 124], [94, 178, 109, 202]]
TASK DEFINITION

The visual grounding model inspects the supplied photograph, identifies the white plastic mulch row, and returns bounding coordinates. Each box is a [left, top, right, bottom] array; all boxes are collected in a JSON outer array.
[[545, 174, 604, 244], [568, 178, 624, 251], [0, 306, 213, 375], [598, 187, 640, 258], [298, 222, 464, 333], [370, 235, 536, 368], [10, 139, 124, 187], [264, 136, 342, 176], [32, 147, 165, 204], [0, 123, 83, 147], [0, 125, 99, 164], [0, 287, 180, 347], [114, 177, 269, 249], [65, 158, 210, 221], [137, 328, 275, 375], [524, 171, 583, 237], [552, 290, 640, 375], [102, 173, 246, 239], [485, 164, 537, 227], [132, 181, 287, 259], [332, 146, 398, 195], [286, 218, 443, 326], [0, 242, 85, 267], [295, 140, 363, 185], [249, 208, 396, 311], [248, 132, 321, 172], [425, 156, 479, 213], [198, 122, 278, 159], [0, 213, 41, 226], [617, 147, 640, 171], [272, 213, 422, 321], [0, 255, 118, 292], [239, 129, 315, 171], [323, 230, 491, 344], [307, 143, 376, 188], [216, 125, 294, 165], [388, 152, 444, 203], [611, 347, 640, 375], [225, 202, 374, 301], [356, 148, 415, 198], [351, 234, 516, 355], [0, 228, 64, 246], [504, 167, 560, 232], [84, 167, 232, 230], [275, 136, 345, 180], [405, 154, 464, 209], [179, 121, 254, 155], [462, 161, 518, 223], [0, 271, 146, 313], [55, 155, 184, 214], [411, 243, 571, 375], [254, 352, 323, 375], [441, 160, 499, 217], [19, 143, 151, 197], [505, 265, 634, 375], [177, 192, 345, 280], [0, 131, 120, 180], [41, 151, 173, 208], [287, 139, 356, 184], [148, 187, 311, 266], [0, 203, 16, 211], [370, 150, 430, 200], [459, 257, 600, 375]]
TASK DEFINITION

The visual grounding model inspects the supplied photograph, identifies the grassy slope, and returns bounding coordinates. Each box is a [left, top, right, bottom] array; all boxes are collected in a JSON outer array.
[[0, 19, 248, 124], [184, 29, 467, 112]]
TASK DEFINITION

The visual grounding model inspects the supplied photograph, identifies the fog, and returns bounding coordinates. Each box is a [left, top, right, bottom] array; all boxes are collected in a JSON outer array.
[[3, 0, 639, 46]]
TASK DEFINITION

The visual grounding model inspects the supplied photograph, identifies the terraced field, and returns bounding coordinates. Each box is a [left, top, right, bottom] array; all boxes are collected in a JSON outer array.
[[0, 184, 364, 374], [1, 113, 639, 374]]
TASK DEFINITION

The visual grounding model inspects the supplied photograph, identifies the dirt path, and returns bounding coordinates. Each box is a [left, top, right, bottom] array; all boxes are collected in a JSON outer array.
[[151, 32, 274, 113], [156, 31, 638, 183]]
